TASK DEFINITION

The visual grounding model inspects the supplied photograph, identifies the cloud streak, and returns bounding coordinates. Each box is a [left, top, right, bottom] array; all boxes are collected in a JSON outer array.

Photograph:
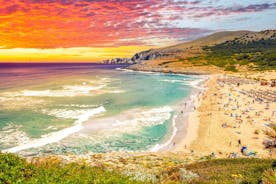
[[0, 0, 275, 48]]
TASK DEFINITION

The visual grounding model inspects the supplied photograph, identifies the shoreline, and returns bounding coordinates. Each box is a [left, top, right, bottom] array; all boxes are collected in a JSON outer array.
[[146, 75, 209, 152], [117, 67, 210, 152], [171, 77, 210, 152], [4, 66, 275, 160], [3, 68, 208, 156], [127, 65, 211, 75], [123, 66, 276, 159], [126, 67, 275, 159]]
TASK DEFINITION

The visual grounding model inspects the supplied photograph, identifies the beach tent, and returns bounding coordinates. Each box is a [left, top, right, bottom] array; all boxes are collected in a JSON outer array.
[[241, 146, 247, 154]]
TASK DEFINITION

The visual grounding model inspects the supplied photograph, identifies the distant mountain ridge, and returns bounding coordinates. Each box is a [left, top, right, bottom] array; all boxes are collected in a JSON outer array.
[[102, 30, 276, 72], [131, 30, 275, 61]]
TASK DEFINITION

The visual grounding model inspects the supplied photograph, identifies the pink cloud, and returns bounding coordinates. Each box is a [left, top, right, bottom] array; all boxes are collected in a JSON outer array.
[[0, 0, 274, 48]]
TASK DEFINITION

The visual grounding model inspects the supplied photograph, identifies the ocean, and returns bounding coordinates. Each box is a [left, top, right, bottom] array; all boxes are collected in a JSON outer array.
[[0, 63, 204, 156]]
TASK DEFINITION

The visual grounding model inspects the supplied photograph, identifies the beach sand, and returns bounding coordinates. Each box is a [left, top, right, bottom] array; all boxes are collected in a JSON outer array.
[[172, 72, 276, 158], [152, 76, 208, 152]]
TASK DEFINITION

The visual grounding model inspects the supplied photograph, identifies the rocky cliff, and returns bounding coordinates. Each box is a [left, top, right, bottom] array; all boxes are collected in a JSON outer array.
[[101, 30, 276, 72], [101, 58, 133, 64]]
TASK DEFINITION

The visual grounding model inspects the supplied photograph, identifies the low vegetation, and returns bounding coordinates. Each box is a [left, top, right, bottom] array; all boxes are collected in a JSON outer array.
[[0, 153, 139, 184], [196, 38, 276, 71], [1, 153, 275, 184], [163, 31, 276, 72], [185, 158, 275, 184]]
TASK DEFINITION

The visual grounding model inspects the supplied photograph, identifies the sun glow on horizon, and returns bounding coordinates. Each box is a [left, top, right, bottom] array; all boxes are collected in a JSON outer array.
[[0, 0, 275, 62], [0, 46, 153, 62]]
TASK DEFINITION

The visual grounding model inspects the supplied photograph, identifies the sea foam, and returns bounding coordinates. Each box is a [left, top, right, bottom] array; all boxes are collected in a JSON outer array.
[[3, 106, 106, 153], [110, 106, 173, 133], [149, 115, 178, 152]]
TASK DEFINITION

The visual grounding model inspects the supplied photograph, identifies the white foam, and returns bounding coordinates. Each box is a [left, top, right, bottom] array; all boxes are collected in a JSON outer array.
[[42, 108, 105, 120], [160, 79, 186, 83], [110, 106, 173, 132], [3, 106, 106, 153], [81, 106, 173, 136], [0, 97, 45, 110], [186, 77, 208, 90], [107, 89, 125, 94], [4, 82, 126, 97], [0, 124, 32, 149], [62, 104, 99, 108], [150, 115, 178, 152], [116, 68, 134, 72], [117, 68, 157, 75], [17, 84, 106, 97]]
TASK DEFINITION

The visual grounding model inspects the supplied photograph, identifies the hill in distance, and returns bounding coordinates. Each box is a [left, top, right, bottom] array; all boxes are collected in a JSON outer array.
[[124, 30, 276, 74]]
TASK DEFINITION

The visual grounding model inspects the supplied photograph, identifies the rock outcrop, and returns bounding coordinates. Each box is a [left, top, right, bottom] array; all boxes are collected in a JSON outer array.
[[101, 58, 134, 64], [100, 49, 182, 64], [131, 49, 182, 62], [100, 30, 276, 66]]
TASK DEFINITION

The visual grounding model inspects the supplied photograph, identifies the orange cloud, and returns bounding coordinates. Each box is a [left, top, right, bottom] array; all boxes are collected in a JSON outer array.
[[0, 0, 274, 61], [0, 0, 212, 49]]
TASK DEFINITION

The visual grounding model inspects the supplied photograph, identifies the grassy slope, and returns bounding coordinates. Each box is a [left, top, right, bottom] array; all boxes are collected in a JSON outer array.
[[158, 31, 250, 52], [193, 37, 276, 71], [0, 153, 140, 184], [135, 30, 276, 72], [1, 153, 275, 183], [186, 158, 275, 184]]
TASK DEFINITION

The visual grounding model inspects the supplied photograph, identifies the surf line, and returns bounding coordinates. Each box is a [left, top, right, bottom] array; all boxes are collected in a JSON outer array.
[[4, 106, 106, 153], [150, 115, 178, 152]]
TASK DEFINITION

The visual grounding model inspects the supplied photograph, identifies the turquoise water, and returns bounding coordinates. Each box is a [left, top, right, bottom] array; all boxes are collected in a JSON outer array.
[[0, 63, 202, 155]]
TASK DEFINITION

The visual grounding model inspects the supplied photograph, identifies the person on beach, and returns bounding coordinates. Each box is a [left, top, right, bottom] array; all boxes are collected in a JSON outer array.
[[238, 139, 241, 146]]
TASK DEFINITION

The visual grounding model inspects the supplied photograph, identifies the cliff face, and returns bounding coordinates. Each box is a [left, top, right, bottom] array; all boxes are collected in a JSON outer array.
[[101, 58, 134, 64], [131, 49, 183, 62], [127, 31, 251, 63], [101, 30, 276, 72], [101, 49, 182, 64], [100, 49, 179, 64], [101, 30, 254, 65]]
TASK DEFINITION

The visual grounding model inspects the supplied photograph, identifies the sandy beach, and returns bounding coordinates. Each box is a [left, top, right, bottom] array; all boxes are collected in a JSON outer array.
[[152, 76, 208, 152], [171, 72, 276, 159]]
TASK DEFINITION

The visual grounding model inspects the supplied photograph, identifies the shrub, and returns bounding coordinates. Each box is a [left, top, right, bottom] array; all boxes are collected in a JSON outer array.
[[0, 153, 140, 184]]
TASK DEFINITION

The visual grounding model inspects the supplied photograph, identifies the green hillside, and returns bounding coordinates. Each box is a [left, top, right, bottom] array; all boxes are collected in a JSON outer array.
[[183, 31, 276, 71], [186, 158, 275, 184], [200, 36, 276, 71], [0, 153, 139, 184], [1, 153, 275, 184], [130, 30, 276, 72]]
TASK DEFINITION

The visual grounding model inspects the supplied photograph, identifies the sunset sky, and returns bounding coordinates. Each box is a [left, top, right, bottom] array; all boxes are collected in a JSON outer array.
[[0, 0, 275, 62]]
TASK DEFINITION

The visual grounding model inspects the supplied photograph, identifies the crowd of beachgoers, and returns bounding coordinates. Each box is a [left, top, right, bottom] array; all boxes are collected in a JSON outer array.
[[181, 72, 276, 159]]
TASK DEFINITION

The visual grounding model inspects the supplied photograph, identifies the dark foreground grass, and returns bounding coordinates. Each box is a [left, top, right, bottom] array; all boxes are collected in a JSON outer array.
[[0, 153, 140, 184], [185, 158, 275, 184]]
